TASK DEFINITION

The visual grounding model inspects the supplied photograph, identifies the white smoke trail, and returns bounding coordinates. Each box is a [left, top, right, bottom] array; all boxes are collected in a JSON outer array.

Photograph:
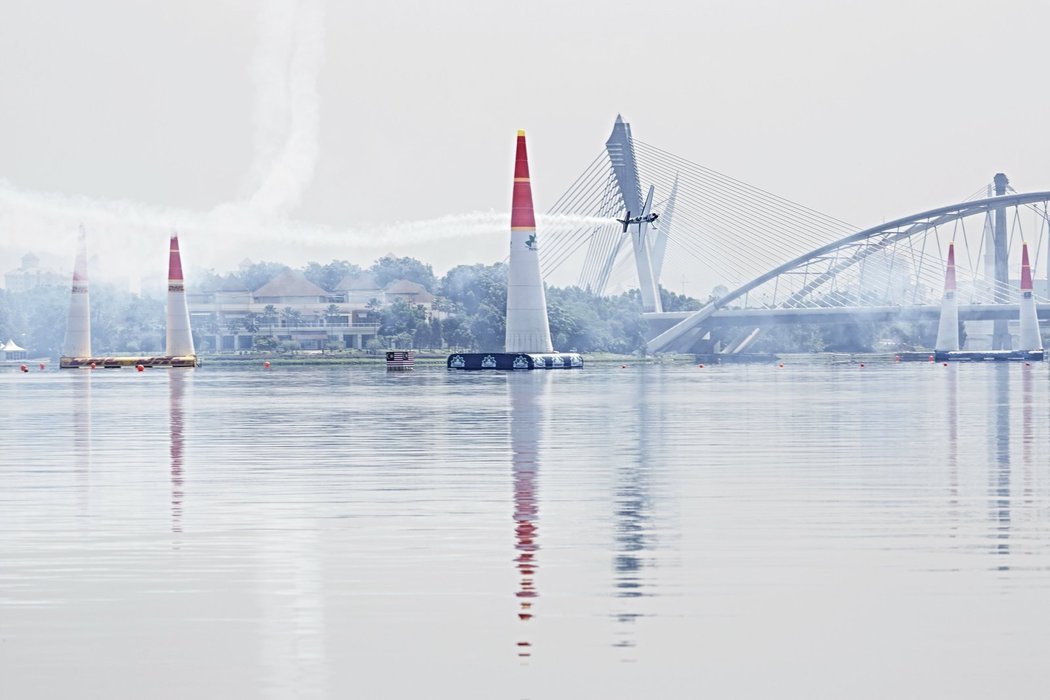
[[0, 179, 614, 282], [0, 0, 617, 286], [244, 0, 325, 215], [246, 0, 296, 199]]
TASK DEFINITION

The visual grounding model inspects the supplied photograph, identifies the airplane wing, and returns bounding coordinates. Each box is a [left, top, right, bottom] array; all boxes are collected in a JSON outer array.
[[618, 211, 631, 233]]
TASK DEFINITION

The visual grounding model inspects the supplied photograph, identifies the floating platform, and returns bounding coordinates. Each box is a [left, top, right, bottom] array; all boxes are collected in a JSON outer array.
[[447, 352, 583, 370], [897, 350, 1044, 363], [937, 350, 1044, 363], [60, 355, 199, 369], [386, 351, 414, 371]]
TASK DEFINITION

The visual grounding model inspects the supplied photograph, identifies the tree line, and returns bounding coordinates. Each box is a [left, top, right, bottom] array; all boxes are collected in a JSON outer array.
[[1, 253, 945, 358]]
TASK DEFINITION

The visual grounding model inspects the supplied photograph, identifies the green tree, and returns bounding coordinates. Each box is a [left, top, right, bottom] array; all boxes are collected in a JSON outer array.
[[370, 255, 436, 290], [441, 317, 474, 349], [441, 263, 506, 315], [236, 260, 290, 291], [659, 286, 703, 312], [254, 335, 278, 352], [281, 306, 302, 328], [428, 317, 443, 349], [261, 305, 279, 331], [379, 298, 427, 337], [468, 303, 505, 350], [304, 260, 362, 291]]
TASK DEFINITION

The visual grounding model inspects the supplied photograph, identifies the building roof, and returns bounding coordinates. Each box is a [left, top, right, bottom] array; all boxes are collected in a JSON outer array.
[[385, 279, 436, 304], [253, 270, 328, 297], [384, 279, 429, 295], [217, 278, 250, 292], [335, 272, 381, 292], [3, 339, 26, 352]]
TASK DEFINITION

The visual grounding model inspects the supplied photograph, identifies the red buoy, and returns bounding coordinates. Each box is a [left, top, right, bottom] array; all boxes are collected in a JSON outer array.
[[698, 363, 704, 368], [859, 363, 865, 368], [943, 362, 948, 367], [39, 363, 45, 371], [894, 355, 900, 362], [90, 362, 96, 369], [928, 355, 934, 363], [136, 364, 145, 372], [264, 361, 271, 369], [778, 363, 784, 368], [19, 364, 28, 373]]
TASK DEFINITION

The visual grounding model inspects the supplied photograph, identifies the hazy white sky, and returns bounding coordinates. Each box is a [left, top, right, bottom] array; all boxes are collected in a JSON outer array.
[[2, 0, 1049, 291]]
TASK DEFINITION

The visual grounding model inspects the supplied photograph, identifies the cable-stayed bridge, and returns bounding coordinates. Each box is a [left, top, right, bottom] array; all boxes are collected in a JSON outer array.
[[540, 117, 1050, 354]]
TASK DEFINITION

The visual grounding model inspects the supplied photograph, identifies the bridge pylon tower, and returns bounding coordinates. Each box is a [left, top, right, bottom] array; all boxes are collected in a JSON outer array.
[[992, 173, 1012, 350], [605, 116, 662, 313]]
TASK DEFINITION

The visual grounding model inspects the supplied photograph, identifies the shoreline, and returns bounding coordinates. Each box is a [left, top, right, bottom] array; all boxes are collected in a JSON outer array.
[[197, 351, 655, 367]]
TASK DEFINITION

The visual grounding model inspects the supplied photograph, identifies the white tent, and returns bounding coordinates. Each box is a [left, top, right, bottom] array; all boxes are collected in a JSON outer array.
[[2, 339, 27, 360]]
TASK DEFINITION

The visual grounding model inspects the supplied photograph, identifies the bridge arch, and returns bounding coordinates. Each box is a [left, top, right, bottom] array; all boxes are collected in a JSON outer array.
[[645, 192, 1050, 353]]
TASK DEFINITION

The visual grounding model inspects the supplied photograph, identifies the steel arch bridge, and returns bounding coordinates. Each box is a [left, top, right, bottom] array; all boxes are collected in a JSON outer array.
[[539, 118, 1050, 354]]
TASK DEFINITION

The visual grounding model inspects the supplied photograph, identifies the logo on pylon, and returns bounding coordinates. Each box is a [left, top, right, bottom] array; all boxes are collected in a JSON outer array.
[[526, 233, 537, 251]]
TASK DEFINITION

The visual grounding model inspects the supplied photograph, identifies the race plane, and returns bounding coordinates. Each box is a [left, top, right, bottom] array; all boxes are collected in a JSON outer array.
[[616, 185, 659, 233]]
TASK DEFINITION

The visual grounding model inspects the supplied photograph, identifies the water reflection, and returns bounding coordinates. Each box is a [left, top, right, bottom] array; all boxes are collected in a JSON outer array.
[[610, 369, 659, 654], [73, 372, 92, 516], [990, 365, 1011, 567], [258, 530, 329, 698], [508, 374, 549, 659], [169, 370, 185, 534], [1021, 364, 1034, 503], [946, 364, 958, 519]]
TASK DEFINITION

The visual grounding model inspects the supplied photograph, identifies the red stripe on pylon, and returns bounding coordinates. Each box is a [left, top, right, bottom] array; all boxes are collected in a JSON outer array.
[[1021, 242, 1033, 291], [168, 235, 184, 281], [511, 131, 536, 229]]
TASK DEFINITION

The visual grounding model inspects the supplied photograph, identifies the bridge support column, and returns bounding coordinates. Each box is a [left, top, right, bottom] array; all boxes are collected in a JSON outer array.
[[992, 173, 1011, 350], [605, 116, 662, 313], [631, 221, 663, 313]]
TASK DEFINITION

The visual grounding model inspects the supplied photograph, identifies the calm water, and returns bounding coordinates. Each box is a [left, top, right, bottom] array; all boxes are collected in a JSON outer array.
[[2, 360, 1050, 698]]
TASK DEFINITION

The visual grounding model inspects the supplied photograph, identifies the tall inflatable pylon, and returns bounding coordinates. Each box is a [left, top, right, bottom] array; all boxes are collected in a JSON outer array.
[[1018, 242, 1042, 352], [504, 130, 554, 354], [934, 242, 960, 353], [62, 227, 92, 360], [165, 234, 196, 359]]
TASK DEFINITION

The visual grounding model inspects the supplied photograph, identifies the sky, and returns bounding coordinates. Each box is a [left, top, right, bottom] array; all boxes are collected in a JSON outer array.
[[1, 0, 1049, 293]]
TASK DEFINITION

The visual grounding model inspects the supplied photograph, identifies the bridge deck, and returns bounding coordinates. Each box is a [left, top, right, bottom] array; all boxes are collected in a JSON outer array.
[[645, 303, 1050, 331]]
